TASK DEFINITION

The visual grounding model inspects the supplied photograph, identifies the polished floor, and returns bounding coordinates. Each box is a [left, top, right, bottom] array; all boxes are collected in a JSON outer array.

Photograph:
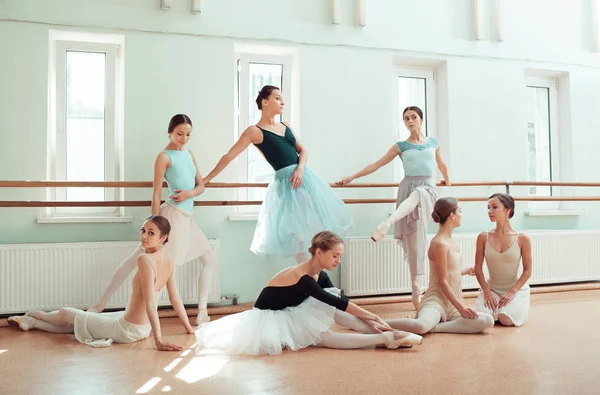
[[1, 289, 599, 395]]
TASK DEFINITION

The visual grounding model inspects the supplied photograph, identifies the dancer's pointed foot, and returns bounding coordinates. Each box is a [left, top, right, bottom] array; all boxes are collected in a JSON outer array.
[[371, 220, 391, 242], [384, 331, 423, 349], [8, 316, 36, 331], [196, 309, 210, 326]]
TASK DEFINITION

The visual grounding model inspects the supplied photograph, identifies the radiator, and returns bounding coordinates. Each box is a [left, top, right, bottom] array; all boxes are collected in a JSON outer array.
[[341, 231, 600, 297], [0, 240, 221, 314]]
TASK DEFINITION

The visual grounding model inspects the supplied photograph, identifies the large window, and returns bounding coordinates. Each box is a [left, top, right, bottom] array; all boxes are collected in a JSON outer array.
[[526, 77, 559, 209], [394, 68, 436, 181], [45, 32, 125, 221], [237, 54, 293, 211]]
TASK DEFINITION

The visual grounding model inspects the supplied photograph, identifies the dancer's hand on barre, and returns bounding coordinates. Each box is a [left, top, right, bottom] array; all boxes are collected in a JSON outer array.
[[170, 189, 192, 203], [290, 167, 304, 189], [497, 291, 515, 309], [459, 306, 478, 319], [155, 337, 184, 352], [335, 176, 354, 186], [438, 179, 451, 187], [482, 290, 498, 311], [461, 266, 476, 276]]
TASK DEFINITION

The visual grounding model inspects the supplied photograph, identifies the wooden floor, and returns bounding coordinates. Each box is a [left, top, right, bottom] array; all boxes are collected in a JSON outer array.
[[1, 289, 599, 395]]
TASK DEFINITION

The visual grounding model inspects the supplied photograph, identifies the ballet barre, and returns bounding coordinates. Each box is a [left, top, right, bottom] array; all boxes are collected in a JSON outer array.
[[2, 180, 600, 188], [1, 179, 600, 207], [2, 196, 600, 208]]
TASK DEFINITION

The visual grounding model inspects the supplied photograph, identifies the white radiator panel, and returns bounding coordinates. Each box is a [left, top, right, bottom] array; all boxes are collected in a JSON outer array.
[[0, 240, 221, 314], [341, 231, 600, 297]]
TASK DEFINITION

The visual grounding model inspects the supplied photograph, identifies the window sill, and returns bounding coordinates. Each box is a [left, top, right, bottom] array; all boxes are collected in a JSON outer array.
[[228, 213, 259, 221], [524, 211, 582, 217], [36, 216, 134, 224]]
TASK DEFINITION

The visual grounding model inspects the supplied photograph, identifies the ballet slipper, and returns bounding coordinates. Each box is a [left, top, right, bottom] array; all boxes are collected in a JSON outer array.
[[196, 309, 210, 326], [384, 331, 423, 349], [7, 316, 36, 331], [371, 220, 391, 242]]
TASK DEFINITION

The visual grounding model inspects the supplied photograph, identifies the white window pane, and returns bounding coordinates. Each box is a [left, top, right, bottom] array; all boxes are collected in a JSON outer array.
[[527, 86, 552, 197], [247, 63, 283, 201], [248, 63, 283, 126], [65, 51, 106, 202], [398, 76, 427, 141]]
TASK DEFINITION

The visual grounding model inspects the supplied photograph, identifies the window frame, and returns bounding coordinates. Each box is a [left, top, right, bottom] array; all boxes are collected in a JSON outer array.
[[525, 76, 560, 211], [45, 32, 125, 220]]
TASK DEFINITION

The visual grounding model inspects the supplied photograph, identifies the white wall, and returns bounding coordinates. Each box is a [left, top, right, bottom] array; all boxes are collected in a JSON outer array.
[[1, 0, 599, 301]]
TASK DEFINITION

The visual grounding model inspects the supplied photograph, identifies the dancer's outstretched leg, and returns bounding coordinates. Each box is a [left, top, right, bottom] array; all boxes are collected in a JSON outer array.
[[9, 308, 79, 333], [8, 315, 74, 333], [431, 312, 494, 334], [371, 190, 420, 242], [386, 308, 441, 334], [319, 330, 422, 350]]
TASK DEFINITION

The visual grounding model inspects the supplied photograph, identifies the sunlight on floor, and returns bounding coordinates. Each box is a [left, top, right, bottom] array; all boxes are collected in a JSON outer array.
[[0, 350, 7, 355], [136, 377, 161, 394], [164, 358, 183, 373], [175, 353, 229, 384]]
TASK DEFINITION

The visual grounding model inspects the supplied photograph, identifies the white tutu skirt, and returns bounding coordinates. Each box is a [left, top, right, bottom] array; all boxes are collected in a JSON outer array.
[[195, 296, 336, 356], [250, 164, 353, 259]]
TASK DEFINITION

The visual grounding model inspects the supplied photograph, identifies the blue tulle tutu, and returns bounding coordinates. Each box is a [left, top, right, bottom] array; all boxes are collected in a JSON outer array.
[[250, 164, 353, 259]]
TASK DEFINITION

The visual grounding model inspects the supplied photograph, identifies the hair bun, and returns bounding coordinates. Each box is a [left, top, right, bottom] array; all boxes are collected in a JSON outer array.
[[431, 211, 441, 223]]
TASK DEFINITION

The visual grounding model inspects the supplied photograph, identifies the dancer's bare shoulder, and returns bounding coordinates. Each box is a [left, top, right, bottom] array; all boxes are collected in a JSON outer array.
[[428, 237, 452, 260]]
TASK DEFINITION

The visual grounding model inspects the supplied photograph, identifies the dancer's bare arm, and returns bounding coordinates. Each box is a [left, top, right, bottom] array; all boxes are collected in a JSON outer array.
[[435, 146, 450, 186], [336, 144, 400, 185], [203, 127, 261, 184], [138, 255, 183, 351], [345, 302, 393, 333], [166, 267, 194, 334]]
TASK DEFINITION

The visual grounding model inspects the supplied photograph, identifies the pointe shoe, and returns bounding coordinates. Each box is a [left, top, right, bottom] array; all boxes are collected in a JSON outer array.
[[371, 220, 391, 242], [8, 316, 35, 331], [196, 309, 211, 326], [385, 331, 423, 349]]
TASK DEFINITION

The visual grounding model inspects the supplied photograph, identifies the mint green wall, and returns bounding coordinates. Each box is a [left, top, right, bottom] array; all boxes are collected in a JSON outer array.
[[1, 0, 599, 302]]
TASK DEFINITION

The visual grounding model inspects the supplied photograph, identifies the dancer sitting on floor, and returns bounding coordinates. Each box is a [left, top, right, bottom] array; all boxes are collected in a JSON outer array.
[[474, 193, 532, 326], [195, 231, 423, 355], [386, 198, 494, 334], [8, 216, 194, 351]]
